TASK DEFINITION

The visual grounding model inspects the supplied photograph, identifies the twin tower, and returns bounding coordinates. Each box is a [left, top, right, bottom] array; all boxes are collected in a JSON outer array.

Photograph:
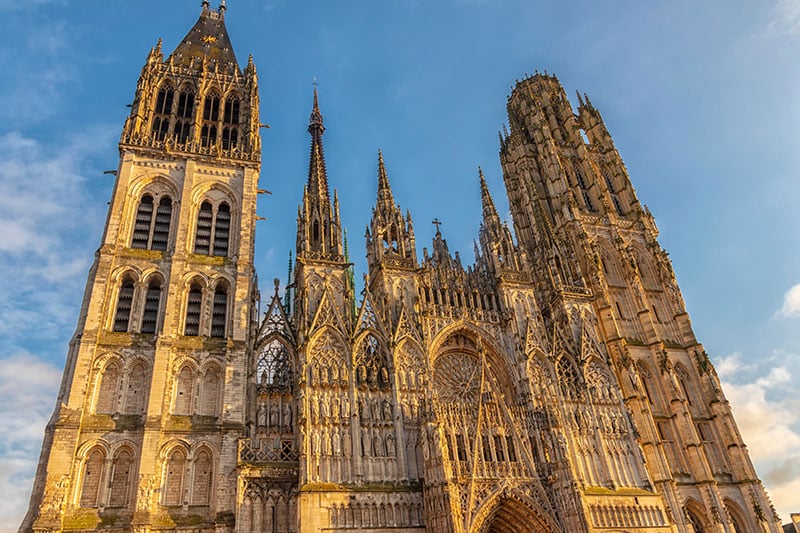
[[21, 4, 781, 533]]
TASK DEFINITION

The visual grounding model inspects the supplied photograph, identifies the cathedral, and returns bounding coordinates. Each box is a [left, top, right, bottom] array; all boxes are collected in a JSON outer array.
[[19, 3, 783, 533]]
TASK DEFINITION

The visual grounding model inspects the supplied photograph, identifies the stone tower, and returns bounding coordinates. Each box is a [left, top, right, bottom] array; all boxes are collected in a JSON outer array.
[[20, 2, 262, 531], [21, 4, 783, 533], [497, 73, 781, 531]]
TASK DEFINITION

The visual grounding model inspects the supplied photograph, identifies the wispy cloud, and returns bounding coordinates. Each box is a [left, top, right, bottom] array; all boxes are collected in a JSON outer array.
[[0, 129, 113, 353], [770, 0, 800, 35], [776, 282, 800, 317], [0, 352, 61, 533]]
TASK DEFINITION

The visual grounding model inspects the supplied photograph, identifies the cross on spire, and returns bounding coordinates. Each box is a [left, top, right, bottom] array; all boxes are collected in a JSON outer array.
[[432, 218, 443, 234]]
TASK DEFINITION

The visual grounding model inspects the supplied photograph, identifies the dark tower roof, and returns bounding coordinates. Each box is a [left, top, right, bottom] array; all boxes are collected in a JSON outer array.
[[307, 87, 330, 204], [169, 1, 239, 69]]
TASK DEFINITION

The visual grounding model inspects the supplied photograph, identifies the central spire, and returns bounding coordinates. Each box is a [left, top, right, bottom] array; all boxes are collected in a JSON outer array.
[[170, 1, 238, 69], [307, 87, 330, 205]]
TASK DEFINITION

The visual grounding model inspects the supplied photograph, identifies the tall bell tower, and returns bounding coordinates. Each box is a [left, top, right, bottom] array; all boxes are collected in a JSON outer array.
[[20, 2, 262, 531]]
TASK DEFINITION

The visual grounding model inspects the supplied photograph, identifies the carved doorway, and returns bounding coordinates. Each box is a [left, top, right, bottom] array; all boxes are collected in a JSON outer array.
[[471, 496, 558, 533]]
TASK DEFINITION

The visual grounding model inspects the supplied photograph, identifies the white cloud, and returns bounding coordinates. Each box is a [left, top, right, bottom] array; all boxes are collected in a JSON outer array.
[[777, 282, 800, 317], [0, 352, 61, 533], [771, 0, 800, 35], [719, 348, 800, 521], [0, 129, 112, 353]]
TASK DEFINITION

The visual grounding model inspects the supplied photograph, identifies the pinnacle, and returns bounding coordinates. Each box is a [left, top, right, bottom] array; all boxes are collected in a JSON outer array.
[[479, 167, 499, 222], [376, 149, 395, 208]]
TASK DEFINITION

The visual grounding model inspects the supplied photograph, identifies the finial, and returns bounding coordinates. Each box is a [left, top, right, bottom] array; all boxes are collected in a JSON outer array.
[[202, 0, 210, 11], [219, 0, 227, 13], [432, 218, 443, 235], [273, 278, 280, 295], [576, 90, 584, 107]]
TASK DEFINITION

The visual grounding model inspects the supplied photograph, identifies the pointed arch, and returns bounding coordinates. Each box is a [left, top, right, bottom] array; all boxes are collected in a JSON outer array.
[[79, 447, 106, 508], [200, 364, 222, 416], [96, 360, 121, 414], [191, 447, 214, 505], [354, 332, 391, 389], [163, 447, 187, 506], [124, 360, 148, 414], [256, 336, 293, 389], [174, 364, 195, 415], [675, 362, 701, 409], [200, 90, 220, 148], [210, 280, 229, 338], [151, 83, 175, 141], [684, 498, 711, 533], [140, 274, 164, 334], [184, 280, 204, 336], [723, 498, 748, 533], [556, 354, 583, 402], [113, 275, 136, 333], [107, 447, 134, 507], [470, 490, 560, 533]]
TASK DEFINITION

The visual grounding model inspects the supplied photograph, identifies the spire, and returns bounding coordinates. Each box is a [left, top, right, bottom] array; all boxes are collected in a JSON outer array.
[[479, 168, 500, 223], [169, 1, 239, 69], [376, 149, 395, 209], [307, 87, 330, 204]]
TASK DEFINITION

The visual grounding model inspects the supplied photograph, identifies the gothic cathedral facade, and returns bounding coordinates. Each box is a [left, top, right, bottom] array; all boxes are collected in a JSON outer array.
[[20, 4, 782, 533]]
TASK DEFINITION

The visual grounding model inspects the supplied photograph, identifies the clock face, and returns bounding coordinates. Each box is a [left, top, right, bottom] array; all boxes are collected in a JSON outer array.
[[201, 35, 218, 44]]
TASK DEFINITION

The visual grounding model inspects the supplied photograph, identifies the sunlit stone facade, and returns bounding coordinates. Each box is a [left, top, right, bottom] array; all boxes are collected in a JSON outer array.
[[20, 4, 781, 532]]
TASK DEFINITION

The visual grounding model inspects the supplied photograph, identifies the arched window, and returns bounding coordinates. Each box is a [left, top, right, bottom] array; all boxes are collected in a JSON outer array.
[[96, 362, 120, 414], [210, 285, 228, 338], [152, 86, 174, 141], [125, 363, 147, 414], [163, 449, 186, 506], [131, 194, 172, 251], [151, 197, 172, 251], [113, 278, 135, 332], [174, 366, 194, 415], [557, 356, 582, 401], [200, 366, 221, 416], [191, 449, 213, 505], [140, 278, 162, 334], [221, 97, 240, 150], [201, 92, 220, 148], [108, 449, 133, 507], [131, 194, 154, 248], [80, 449, 105, 507], [213, 203, 230, 256], [257, 340, 292, 388], [194, 201, 232, 257], [194, 202, 213, 254], [184, 284, 203, 336], [173, 89, 195, 144]]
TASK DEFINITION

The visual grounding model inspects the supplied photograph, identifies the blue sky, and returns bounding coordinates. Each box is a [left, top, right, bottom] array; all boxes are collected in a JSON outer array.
[[1, 0, 799, 528]]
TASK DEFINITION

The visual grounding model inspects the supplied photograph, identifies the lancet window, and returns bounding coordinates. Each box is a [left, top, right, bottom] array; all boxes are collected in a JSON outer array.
[[184, 284, 203, 336], [257, 339, 292, 389], [173, 89, 195, 143], [201, 92, 220, 148], [108, 449, 133, 507], [131, 193, 172, 251], [113, 277, 135, 332], [194, 200, 231, 257], [151, 85, 174, 141], [80, 448, 105, 507], [163, 449, 186, 506], [221, 97, 240, 150], [210, 285, 228, 338], [140, 277, 163, 334]]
